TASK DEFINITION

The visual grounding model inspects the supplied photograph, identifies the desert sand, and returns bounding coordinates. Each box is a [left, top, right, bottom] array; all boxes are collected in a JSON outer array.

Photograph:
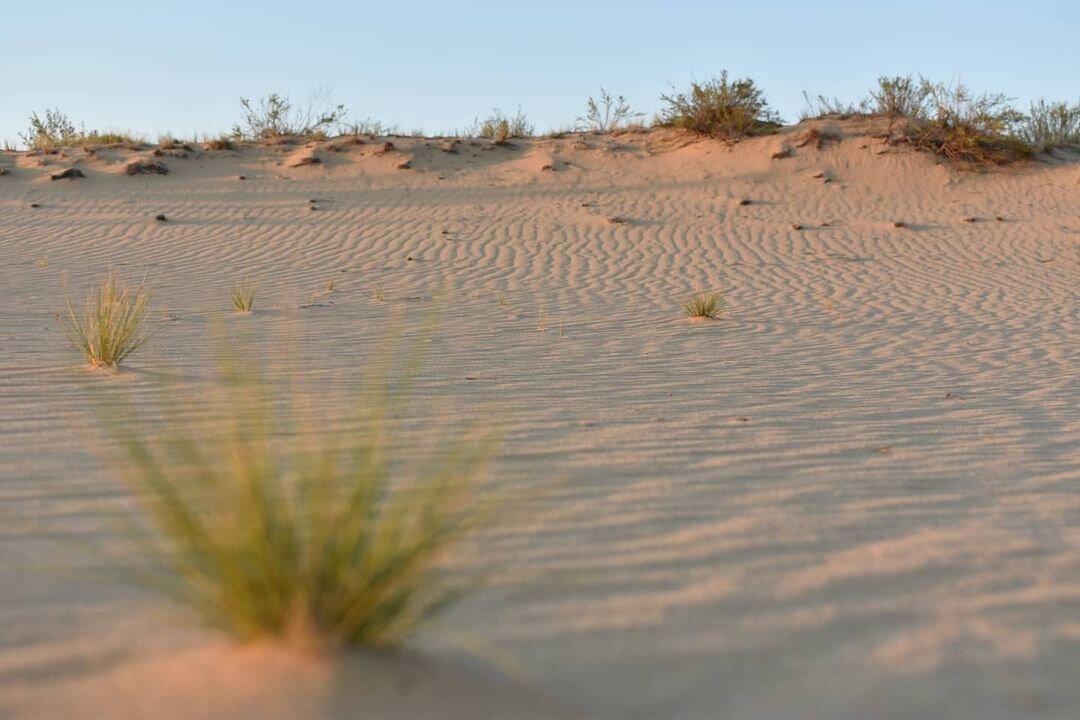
[[1, 118, 1078, 719]]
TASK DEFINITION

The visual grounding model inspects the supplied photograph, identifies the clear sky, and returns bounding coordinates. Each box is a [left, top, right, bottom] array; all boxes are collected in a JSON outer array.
[[3, 1, 1077, 145]]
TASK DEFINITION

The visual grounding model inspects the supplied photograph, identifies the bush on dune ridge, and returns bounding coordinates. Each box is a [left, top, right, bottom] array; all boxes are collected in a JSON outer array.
[[891, 78, 1034, 164], [20, 108, 141, 151], [1016, 98, 1080, 151], [465, 108, 534, 142], [232, 91, 348, 141], [659, 71, 781, 140]]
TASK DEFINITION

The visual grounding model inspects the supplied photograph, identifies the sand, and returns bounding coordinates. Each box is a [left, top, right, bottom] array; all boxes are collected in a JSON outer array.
[[1, 119, 1078, 719]]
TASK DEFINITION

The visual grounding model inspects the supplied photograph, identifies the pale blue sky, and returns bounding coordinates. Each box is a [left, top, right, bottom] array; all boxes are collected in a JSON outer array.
[[3, 1, 1077, 144]]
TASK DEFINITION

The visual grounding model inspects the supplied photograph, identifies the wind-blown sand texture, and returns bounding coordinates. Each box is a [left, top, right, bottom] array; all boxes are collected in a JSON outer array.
[[1, 118, 1078, 719]]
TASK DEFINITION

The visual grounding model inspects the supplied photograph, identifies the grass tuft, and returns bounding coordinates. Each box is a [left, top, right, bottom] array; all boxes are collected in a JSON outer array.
[[230, 280, 257, 312], [59, 272, 158, 368], [681, 291, 723, 319], [109, 334, 498, 648]]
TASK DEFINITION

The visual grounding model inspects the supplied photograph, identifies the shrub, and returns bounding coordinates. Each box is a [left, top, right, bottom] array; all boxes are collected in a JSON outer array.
[[19, 109, 140, 150], [59, 272, 159, 368], [233, 91, 348, 141], [1017, 99, 1080, 151], [867, 75, 931, 119], [468, 108, 534, 141], [20, 108, 77, 150], [681, 291, 723, 319], [577, 88, 643, 132], [898, 79, 1032, 164], [230, 280, 256, 312], [660, 72, 781, 139], [109, 334, 498, 648]]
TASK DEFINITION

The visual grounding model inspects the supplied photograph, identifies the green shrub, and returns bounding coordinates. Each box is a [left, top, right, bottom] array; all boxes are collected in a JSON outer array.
[[20, 108, 77, 150], [19, 109, 141, 150], [233, 91, 348, 141], [660, 72, 781, 139], [1017, 99, 1080, 151], [894, 79, 1033, 164], [867, 75, 931, 119], [577, 88, 643, 132], [468, 108, 534, 141]]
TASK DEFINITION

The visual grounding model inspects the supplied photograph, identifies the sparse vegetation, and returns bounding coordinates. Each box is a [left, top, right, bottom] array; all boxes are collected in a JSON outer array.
[[867, 75, 932, 120], [681, 291, 723, 319], [577, 88, 643, 132], [341, 118, 396, 139], [233, 91, 348, 141], [230, 280, 256, 312], [851, 75, 1035, 164], [79, 132, 141, 148], [1017, 99, 1080, 151], [204, 134, 235, 151], [897, 79, 1032, 164], [59, 272, 158, 368], [660, 72, 781, 139], [468, 108, 534, 142], [20, 108, 76, 150], [19, 108, 141, 151], [800, 92, 863, 120], [109, 335, 498, 648]]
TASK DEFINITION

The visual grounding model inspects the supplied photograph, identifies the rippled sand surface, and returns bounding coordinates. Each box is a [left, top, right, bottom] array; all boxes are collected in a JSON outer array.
[[1, 121, 1078, 718]]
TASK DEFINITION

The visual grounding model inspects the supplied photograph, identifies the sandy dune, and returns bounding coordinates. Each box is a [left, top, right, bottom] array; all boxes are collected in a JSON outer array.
[[1, 120, 1078, 718]]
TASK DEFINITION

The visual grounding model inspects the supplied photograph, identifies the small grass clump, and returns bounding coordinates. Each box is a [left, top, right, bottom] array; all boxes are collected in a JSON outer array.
[[681, 291, 723, 319], [230, 280, 257, 312], [109, 335, 497, 648], [660, 71, 781, 140], [60, 272, 158, 368]]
